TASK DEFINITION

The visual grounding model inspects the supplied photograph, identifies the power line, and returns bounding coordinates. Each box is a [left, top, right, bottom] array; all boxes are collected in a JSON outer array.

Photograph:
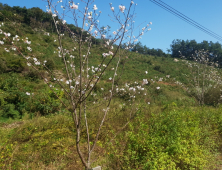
[[150, 0, 222, 42], [158, 0, 222, 40], [149, 0, 222, 42]]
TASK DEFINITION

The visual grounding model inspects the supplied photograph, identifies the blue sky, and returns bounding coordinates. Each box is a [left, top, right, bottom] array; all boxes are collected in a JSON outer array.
[[1, 0, 222, 53]]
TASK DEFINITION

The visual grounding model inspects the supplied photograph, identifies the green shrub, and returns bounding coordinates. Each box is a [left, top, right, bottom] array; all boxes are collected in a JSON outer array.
[[0, 104, 20, 119], [45, 58, 56, 70], [204, 86, 222, 106], [24, 68, 42, 81], [44, 35, 53, 43], [0, 58, 7, 73], [109, 108, 218, 169], [153, 65, 165, 73], [7, 58, 26, 73]]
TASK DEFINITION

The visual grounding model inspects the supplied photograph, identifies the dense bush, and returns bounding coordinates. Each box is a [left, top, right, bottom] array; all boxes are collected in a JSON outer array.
[[0, 58, 7, 73], [107, 106, 221, 169], [45, 58, 56, 70], [24, 68, 42, 81], [0, 103, 20, 119], [6, 58, 26, 73], [204, 86, 222, 106]]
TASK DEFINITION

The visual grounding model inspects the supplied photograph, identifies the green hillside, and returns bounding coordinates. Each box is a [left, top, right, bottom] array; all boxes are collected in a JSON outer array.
[[0, 3, 222, 170]]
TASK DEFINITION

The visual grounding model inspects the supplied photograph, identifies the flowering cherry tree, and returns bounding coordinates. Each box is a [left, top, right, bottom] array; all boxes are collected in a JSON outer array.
[[0, 0, 152, 169], [44, 1, 152, 168], [180, 49, 222, 105]]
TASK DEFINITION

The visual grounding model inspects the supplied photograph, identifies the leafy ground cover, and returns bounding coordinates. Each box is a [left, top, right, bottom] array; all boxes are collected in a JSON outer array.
[[1, 105, 222, 169]]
